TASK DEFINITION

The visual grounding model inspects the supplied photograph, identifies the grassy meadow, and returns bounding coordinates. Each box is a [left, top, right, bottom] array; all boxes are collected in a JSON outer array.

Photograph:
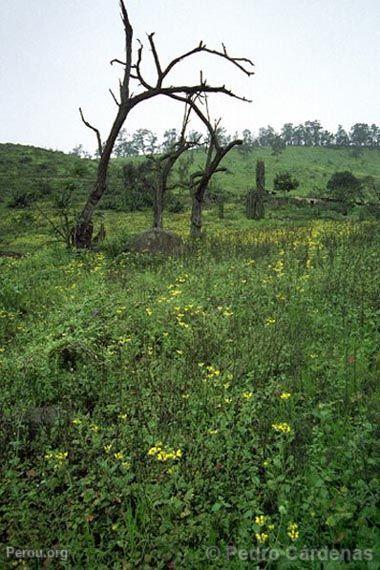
[[0, 144, 379, 568], [2, 143, 380, 205]]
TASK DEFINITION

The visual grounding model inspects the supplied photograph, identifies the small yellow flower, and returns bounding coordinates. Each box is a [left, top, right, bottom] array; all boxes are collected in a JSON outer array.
[[272, 422, 292, 434], [255, 515, 266, 526], [90, 424, 100, 432], [223, 309, 234, 317], [104, 444, 112, 453], [146, 308, 153, 316], [170, 289, 181, 297], [265, 317, 276, 326], [280, 392, 291, 400], [287, 522, 299, 541], [118, 413, 128, 420], [72, 418, 82, 426], [242, 391, 253, 400], [121, 461, 131, 470], [255, 532, 269, 544], [114, 452, 124, 461], [208, 429, 219, 435]]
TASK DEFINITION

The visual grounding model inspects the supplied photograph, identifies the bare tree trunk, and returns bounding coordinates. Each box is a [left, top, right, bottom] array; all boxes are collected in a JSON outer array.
[[153, 185, 164, 229], [190, 180, 208, 237], [190, 195, 203, 238], [73, 107, 130, 247]]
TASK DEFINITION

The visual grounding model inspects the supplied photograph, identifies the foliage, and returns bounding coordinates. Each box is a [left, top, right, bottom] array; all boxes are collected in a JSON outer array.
[[122, 161, 155, 211], [274, 171, 300, 193], [2, 144, 380, 207], [326, 171, 362, 204], [0, 213, 379, 567], [271, 135, 286, 157]]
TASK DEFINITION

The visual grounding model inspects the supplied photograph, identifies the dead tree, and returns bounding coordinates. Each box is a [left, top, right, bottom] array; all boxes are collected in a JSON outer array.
[[148, 101, 200, 229], [170, 95, 242, 237], [73, 0, 254, 248]]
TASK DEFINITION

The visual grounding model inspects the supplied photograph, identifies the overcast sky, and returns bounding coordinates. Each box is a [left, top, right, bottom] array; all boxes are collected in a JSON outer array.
[[0, 0, 379, 153]]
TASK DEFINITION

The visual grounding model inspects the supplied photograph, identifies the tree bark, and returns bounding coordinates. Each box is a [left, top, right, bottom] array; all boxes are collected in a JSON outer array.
[[153, 184, 164, 229], [190, 194, 203, 238], [73, 106, 130, 247], [190, 178, 209, 237]]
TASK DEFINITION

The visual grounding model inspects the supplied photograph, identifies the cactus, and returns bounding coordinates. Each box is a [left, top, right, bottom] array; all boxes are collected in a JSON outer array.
[[245, 160, 265, 219]]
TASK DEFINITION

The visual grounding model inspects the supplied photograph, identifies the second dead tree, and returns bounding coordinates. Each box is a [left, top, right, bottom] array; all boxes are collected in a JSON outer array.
[[148, 101, 200, 229]]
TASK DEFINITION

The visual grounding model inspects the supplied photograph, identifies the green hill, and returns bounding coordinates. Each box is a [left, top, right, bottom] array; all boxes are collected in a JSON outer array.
[[206, 146, 380, 197], [1, 143, 379, 206]]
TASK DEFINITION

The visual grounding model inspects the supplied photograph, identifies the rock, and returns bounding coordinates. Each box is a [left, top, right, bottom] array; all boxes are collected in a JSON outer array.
[[24, 406, 64, 429], [127, 228, 183, 255], [0, 251, 24, 258]]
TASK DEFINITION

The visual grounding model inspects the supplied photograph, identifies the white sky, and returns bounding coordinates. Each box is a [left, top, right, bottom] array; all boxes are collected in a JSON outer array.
[[0, 0, 379, 153]]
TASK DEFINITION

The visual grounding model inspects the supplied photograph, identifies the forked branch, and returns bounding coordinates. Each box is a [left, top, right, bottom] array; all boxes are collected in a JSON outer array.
[[79, 108, 103, 157]]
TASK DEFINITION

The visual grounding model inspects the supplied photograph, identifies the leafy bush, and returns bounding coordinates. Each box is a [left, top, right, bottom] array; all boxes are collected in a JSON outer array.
[[7, 188, 37, 208], [274, 171, 300, 193], [166, 192, 185, 213], [326, 171, 362, 204], [123, 161, 155, 211]]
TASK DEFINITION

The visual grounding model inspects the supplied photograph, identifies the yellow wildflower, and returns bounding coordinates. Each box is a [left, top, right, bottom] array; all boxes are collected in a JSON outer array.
[[272, 422, 292, 434], [287, 522, 299, 541], [255, 532, 269, 544]]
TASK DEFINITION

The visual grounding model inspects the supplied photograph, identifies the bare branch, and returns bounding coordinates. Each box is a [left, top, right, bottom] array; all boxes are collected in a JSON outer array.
[[160, 43, 255, 82], [131, 84, 252, 108], [119, 0, 133, 100], [110, 58, 127, 66], [79, 107, 103, 156], [148, 32, 163, 80], [131, 40, 153, 89], [109, 89, 120, 107]]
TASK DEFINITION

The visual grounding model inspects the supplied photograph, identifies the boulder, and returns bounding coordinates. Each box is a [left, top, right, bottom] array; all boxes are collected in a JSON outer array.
[[127, 228, 183, 255]]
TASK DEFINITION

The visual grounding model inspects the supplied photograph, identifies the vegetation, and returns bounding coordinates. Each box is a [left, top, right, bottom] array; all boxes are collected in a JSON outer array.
[[0, 141, 379, 570], [2, 144, 380, 207], [0, 207, 379, 567], [1, 0, 378, 565], [274, 172, 300, 194]]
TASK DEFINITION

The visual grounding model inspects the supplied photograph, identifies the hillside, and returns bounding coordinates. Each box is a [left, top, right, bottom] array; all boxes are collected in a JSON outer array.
[[1, 143, 380, 206], [0, 142, 379, 565]]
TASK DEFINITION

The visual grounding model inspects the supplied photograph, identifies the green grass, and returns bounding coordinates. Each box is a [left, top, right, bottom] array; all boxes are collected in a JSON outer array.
[[1, 143, 380, 206], [207, 146, 380, 197], [0, 208, 379, 567]]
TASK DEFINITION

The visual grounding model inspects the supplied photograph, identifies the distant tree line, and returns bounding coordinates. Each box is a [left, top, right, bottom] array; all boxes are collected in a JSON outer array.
[[72, 121, 380, 158], [253, 122, 380, 150]]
